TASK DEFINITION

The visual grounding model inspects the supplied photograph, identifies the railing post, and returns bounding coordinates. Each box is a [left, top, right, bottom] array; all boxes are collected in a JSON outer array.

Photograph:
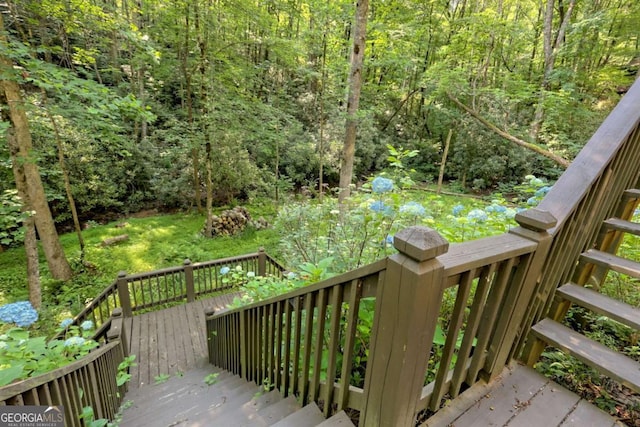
[[116, 272, 132, 318], [184, 259, 195, 302], [257, 247, 266, 277], [107, 308, 129, 357], [482, 208, 556, 378], [205, 307, 216, 365], [360, 226, 448, 427]]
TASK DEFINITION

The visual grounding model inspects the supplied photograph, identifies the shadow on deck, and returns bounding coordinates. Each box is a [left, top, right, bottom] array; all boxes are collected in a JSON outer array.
[[120, 293, 622, 426]]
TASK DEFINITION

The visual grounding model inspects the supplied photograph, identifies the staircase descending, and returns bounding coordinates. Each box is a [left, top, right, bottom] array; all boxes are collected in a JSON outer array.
[[119, 366, 354, 426], [530, 188, 640, 393]]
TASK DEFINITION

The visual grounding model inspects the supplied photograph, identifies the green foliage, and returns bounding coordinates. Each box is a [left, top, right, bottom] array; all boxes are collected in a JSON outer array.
[[0, 323, 98, 386], [0, 190, 30, 249], [204, 372, 219, 386], [154, 373, 171, 384]]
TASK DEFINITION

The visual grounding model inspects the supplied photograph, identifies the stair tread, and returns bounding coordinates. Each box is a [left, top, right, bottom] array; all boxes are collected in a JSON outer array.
[[271, 402, 325, 427], [603, 217, 640, 236], [557, 283, 640, 330], [531, 318, 640, 393], [623, 189, 640, 199], [203, 389, 286, 426], [580, 249, 640, 278], [316, 410, 355, 426]]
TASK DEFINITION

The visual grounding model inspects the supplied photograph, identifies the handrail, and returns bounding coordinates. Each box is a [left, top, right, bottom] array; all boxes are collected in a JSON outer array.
[[206, 222, 554, 425], [1, 309, 129, 426], [516, 77, 640, 360], [53, 249, 284, 339]]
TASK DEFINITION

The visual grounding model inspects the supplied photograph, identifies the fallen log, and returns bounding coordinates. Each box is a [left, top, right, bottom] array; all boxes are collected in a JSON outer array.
[[101, 234, 129, 246]]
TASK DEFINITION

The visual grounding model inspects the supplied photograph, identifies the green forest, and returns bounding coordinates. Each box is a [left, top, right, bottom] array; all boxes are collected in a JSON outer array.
[[1, 0, 639, 422], [2, 0, 639, 220]]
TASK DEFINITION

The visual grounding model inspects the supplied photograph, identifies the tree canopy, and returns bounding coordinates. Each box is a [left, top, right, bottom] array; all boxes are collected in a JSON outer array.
[[0, 0, 638, 222]]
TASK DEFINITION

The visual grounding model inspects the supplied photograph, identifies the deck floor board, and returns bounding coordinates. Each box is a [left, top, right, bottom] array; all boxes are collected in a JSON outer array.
[[126, 293, 238, 389], [422, 363, 623, 427]]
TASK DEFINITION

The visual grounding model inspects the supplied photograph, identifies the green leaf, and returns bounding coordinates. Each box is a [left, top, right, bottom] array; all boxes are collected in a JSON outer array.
[[0, 364, 24, 386]]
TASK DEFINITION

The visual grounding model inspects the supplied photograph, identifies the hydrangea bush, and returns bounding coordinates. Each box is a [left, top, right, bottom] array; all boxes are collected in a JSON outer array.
[[0, 316, 99, 386]]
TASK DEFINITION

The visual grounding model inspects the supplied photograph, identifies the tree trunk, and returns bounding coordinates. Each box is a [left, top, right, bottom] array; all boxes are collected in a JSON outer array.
[[338, 0, 369, 203], [0, 53, 73, 281], [7, 130, 42, 309], [447, 92, 570, 168], [42, 92, 85, 258], [531, 0, 576, 139], [204, 142, 214, 237]]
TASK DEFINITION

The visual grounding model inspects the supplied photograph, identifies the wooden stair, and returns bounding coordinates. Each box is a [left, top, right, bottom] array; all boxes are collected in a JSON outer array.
[[119, 366, 354, 426], [531, 318, 640, 393], [529, 187, 640, 394]]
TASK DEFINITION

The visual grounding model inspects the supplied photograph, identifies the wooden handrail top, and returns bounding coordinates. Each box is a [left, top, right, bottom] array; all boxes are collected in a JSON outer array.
[[440, 233, 537, 281], [206, 258, 387, 319], [0, 341, 121, 400], [537, 77, 640, 234]]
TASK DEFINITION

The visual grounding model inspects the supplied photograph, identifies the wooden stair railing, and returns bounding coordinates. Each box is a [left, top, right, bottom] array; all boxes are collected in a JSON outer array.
[[207, 217, 559, 426], [525, 187, 640, 393], [53, 249, 284, 340]]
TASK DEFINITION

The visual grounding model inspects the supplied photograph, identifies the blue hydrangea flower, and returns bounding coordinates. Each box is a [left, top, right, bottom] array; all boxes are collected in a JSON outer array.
[[385, 235, 394, 245], [494, 205, 507, 213], [399, 201, 426, 216], [286, 272, 297, 280], [0, 301, 38, 328], [527, 197, 538, 206], [452, 204, 464, 217], [485, 205, 495, 213], [530, 177, 544, 186], [220, 266, 230, 275], [371, 176, 394, 193], [534, 186, 552, 197], [370, 200, 390, 213], [60, 318, 74, 329], [467, 209, 488, 222], [81, 320, 94, 331], [64, 336, 86, 347]]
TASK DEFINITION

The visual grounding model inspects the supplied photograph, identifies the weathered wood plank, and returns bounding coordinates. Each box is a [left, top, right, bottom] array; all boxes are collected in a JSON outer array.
[[623, 189, 640, 199], [580, 249, 640, 278], [603, 217, 640, 236], [147, 310, 159, 383], [504, 381, 580, 427], [531, 318, 640, 392], [434, 363, 550, 427], [557, 283, 640, 330], [560, 399, 617, 427], [137, 311, 150, 388]]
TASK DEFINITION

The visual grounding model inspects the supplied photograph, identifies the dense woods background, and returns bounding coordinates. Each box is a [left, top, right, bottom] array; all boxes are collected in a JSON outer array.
[[1, 0, 639, 225]]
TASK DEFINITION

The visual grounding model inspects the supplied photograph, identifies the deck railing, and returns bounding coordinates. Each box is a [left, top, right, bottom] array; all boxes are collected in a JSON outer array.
[[206, 216, 555, 425], [518, 78, 640, 361], [53, 249, 284, 340], [206, 78, 640, 426], [0, 309, 129, 426]]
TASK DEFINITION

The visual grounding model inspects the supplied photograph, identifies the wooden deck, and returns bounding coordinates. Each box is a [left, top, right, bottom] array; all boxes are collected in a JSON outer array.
[[121, 294, 623, 426], [123, 292, 238, 389], [422, 362, 623, 427]]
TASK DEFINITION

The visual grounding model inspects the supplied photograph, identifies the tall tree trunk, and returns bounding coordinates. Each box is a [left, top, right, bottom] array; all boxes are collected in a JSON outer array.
[[7, 130, 41, 308], [47, 106, 85, 259], [338, 0, 369, 203], [0, 14, 73, 281], [530, 0, 576, 139]]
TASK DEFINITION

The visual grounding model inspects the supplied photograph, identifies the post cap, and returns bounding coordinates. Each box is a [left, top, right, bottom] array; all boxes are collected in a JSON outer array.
[[112, 307, 123, 317], [204, 307, 216, 316], [515, 208, 557, 231], [183, 259, 192, 266], [393, 226, 449, 262]]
